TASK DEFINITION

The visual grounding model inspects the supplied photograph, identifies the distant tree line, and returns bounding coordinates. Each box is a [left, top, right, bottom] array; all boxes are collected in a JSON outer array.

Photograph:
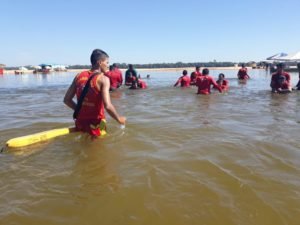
[[68, 62, 243, 70], [5, 62, 260, 70]]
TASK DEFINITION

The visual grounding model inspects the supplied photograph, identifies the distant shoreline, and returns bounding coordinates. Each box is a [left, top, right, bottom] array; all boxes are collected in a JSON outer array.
[[2, 66, 258, 75]]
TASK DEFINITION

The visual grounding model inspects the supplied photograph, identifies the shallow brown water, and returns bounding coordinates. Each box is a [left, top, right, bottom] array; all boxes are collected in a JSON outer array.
[[0, 69, 300, 225]]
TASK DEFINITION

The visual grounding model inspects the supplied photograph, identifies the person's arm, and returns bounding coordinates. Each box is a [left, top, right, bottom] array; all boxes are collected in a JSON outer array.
[[211, 78, 222, 93], [63, 76, 77, 110], [100, 76, 126, 124], [174, 78, 181, 87]]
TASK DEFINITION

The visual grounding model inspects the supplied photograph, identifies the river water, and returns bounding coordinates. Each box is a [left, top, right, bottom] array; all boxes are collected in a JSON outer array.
[[0, 69, 299, 225]]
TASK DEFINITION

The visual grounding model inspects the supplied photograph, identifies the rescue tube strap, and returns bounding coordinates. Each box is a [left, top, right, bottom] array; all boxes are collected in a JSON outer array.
[[73, 72, 99, 119]]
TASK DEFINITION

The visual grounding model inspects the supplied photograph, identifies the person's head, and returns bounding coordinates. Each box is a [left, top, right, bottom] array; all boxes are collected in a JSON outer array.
[[183, 70, 188, 76], [128, 64, 133, 70], [146, 74, 150, 79], [109, 65, 113, 71], [196, 66, 200, 71], [278, 75, 286, 85], [90, 49, 109, 69], [202, 68, 209, 75], [276, 63, 285, 73], [241, 64, 245, 68], [112, 63, 118, 68], [218, 73, 225, 80]]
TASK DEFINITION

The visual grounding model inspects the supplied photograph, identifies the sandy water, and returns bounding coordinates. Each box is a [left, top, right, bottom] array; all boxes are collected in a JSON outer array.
[[0, 69, 300, 225]]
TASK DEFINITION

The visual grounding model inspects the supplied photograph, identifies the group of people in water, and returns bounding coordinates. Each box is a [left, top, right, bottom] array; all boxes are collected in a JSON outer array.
[[174, 63, 300, 94], [64, 49, 300, 138]]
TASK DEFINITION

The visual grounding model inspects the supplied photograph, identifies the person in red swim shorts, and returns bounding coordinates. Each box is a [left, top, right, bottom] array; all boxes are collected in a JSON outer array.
[[64, 49, 126, 137]]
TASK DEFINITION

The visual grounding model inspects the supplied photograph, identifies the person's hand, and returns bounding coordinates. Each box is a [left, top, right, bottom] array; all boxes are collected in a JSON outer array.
[[118, 117, 126, 125]]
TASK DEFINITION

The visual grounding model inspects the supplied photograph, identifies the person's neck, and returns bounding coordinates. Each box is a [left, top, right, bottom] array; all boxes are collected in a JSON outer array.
[[91, 67, 100, 72]]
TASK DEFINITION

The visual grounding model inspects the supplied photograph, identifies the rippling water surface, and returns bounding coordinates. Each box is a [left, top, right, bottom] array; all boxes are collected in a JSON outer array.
[[0, 69, 300, 225]]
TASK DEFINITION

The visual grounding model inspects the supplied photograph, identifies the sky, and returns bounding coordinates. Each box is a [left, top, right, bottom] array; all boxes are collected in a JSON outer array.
[[1, 0, 300, 66]]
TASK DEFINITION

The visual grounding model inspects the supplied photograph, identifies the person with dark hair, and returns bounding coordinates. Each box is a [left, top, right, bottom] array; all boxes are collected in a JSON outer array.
[[237, 64, 250, 80], [64, 49, 126, 137], [190, 66, 202, 85], [216, 73, 229, 91], [125, 64, 138, 86], [270, 63, 291, 93], [273, 75, 292, 93], [196, 68, 222, 94], [105, 63, 123, 91], [174, 70, 191, 87]]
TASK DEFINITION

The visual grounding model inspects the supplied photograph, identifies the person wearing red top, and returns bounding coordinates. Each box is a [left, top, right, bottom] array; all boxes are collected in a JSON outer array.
[[64, 49, 126, 137], [196, 68, 222, 94], [138, 78, 147, 89], [174, 70, 191, 87], [129, 78, 147, 89], [237, 64, 250, 80], [216, 73, 229, 91], [106, 64, 123, 91], [190, 66, 202, 85], [273, 75, 292, 93], [270, 63, 291, 93]]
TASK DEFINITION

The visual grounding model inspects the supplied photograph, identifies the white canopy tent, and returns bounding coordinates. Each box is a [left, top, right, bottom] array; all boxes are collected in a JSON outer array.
[[276, 51, 300, 61]]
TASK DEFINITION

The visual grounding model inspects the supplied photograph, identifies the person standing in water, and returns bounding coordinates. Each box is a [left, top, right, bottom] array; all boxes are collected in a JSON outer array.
[[270, 63, 291, 93], [125, 64, 138, 86], [174, 70, 191, 87], [196, 68, 222, 94], [237, 64, 250, 80], [216, 73, 229, 91], [63, 49, 126, 137], [106, 64, 123, 91], [190, 66, 202, 85]]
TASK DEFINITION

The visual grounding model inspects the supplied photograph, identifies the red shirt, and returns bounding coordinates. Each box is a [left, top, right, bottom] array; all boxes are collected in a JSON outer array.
[[238, 68, 249, 80], [216, 79, 229, 91], [107, 69, 123, 88], [271, 72, 291, 89], [196, 75, 222, 94], [190, 71, 202, 84], [174, 75, 191, 87], [75, 71, 105, 120], [138, 79, 147, 89]]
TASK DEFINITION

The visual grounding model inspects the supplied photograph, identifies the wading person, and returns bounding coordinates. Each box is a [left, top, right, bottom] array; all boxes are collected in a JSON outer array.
[[174, 70, 191, 87], [125, 64, 138, 86], [216, 73, 229, 91], [196, 68, 222, 94], [190, 66, 202, 85], [270, 63, 291, 93], [237, 64, 250, 80], [64, 49, 126, 137]]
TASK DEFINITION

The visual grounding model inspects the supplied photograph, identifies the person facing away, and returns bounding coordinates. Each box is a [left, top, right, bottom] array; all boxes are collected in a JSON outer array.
[[237, 64, 250, 80], [190, 66, 202, 85], [125, 64, 138, 86], [174, 70, 191, 87], [196, 68, 222, 94], [216, 73, 229, 91], [106, 63, 123, 91], [270, 63, 291, 93], [63, 49, 126, 137]]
